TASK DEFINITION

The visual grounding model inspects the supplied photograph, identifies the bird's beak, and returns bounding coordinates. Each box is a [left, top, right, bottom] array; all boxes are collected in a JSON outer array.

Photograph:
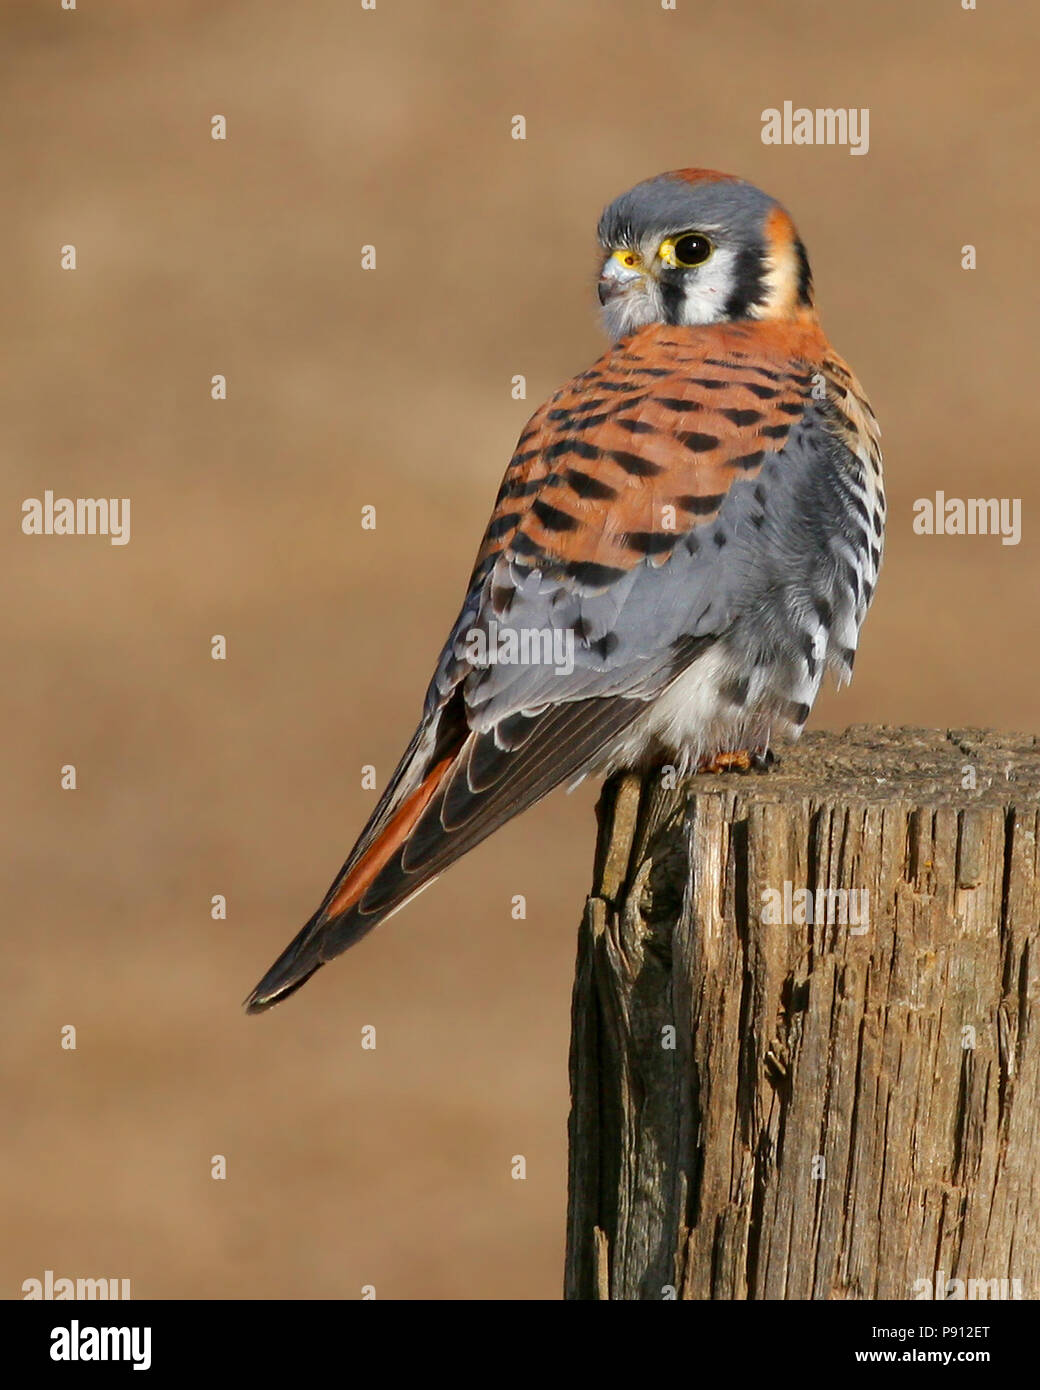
[[597, 253, 647, 305]]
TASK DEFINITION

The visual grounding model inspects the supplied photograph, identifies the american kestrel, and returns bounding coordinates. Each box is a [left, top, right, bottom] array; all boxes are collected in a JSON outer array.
[[246, 168, 883, 1013]]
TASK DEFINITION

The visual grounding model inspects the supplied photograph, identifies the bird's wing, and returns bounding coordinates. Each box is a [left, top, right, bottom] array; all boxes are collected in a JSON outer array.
[[246, 317, 875, 1011]]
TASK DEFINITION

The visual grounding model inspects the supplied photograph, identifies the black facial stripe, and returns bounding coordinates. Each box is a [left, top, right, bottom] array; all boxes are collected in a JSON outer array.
[[794, 237, 814, 306], [659, 272, 685, 326], [723, 241, 766, 320]]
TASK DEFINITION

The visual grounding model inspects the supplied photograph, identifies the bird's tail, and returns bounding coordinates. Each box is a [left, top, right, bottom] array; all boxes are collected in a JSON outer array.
[[243, 742, 454, 1014]]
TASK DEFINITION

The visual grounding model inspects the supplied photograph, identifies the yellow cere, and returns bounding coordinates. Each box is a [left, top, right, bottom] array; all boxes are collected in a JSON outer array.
[[612, 248, 641, 270]]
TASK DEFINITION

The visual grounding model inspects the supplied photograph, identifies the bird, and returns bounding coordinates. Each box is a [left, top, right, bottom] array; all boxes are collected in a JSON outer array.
[[245, 168, 884, 1014]]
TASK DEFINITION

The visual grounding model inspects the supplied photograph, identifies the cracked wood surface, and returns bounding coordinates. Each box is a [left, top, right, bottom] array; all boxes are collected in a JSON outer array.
[[564, 726, 1040, 1300]]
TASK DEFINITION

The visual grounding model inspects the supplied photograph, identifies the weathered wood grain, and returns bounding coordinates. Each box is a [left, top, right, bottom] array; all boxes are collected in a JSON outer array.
[[565, 727, 1040, 1300]]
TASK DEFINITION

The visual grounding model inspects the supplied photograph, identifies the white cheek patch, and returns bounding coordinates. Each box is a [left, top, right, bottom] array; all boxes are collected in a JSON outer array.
[[676, 244, 741, 326]]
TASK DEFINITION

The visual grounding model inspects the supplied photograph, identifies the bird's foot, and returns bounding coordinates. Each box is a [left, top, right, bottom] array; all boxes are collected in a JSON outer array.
[[697, 747, 776, 775]]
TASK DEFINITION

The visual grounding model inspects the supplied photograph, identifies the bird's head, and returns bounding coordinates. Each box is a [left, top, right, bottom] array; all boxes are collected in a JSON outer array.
[[596, 168, 816, 339]]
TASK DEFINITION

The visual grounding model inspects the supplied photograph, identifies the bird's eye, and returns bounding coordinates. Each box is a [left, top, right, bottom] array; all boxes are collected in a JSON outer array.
[[659, 232, 714, 268]]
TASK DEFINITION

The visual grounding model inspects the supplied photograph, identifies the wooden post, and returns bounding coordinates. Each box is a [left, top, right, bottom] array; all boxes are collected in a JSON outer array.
[[565, 726, 1040, 1301]]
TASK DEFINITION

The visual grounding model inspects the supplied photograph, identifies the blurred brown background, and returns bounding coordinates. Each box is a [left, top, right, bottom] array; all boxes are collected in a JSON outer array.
[[3, 0, 1037, 1300]]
